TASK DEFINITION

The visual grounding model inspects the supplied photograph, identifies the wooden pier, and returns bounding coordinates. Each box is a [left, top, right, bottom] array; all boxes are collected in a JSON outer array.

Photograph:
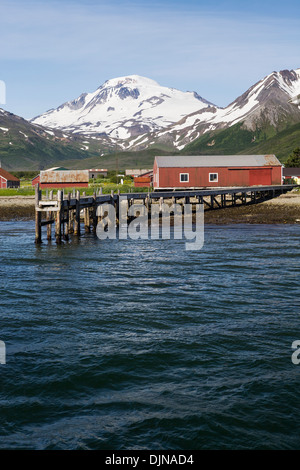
[[34, 184, 297, 243]]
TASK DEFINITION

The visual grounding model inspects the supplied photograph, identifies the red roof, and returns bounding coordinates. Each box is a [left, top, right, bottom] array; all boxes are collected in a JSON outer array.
[[0, 168, 19, 182]]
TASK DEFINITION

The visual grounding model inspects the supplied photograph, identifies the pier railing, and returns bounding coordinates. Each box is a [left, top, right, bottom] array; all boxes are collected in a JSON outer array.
[[34, 184, 297, 243]]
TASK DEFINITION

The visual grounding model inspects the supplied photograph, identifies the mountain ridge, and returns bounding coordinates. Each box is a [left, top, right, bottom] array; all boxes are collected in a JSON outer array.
[[31, 69, 300, 154], [1, 68, 300, 170]]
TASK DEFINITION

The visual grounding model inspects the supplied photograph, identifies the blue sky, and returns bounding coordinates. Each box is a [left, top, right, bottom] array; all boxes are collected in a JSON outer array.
[[1, 0, 300, 119]]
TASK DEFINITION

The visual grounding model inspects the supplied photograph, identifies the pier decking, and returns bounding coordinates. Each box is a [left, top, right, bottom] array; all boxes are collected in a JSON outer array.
[[34, 184, 298, 243]]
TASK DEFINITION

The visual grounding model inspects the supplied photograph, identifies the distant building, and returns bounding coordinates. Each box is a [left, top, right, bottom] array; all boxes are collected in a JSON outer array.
[[125, 169, 152, 177], [283, 167, 300, 184], [32, 168, 89, 188], [153, 155, 283, 189], [0, 168, 20, 188], [134, 170, 153, 187], [88, 169, 108, 178]]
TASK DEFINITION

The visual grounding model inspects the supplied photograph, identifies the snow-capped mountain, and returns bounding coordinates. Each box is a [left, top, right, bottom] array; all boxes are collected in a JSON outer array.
[[31, 75, 214, 141], [30, 69, 300, 153], [151, 68, 300, 150]]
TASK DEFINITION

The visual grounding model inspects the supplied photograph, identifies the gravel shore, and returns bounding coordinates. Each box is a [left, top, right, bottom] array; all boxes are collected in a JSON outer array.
[[204, 192, 300, 224], [0, 192, 299, 224]]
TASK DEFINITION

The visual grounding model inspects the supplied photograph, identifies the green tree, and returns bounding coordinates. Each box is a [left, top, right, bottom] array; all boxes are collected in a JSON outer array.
[[285, 147, 300, 167]]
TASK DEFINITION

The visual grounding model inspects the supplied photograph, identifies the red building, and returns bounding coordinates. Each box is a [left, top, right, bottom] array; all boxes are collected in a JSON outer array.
[[153, 155, 282, 189], [134, 170, 153, 187], [32, 168, 89, 189], [0, 168, 20, 188]]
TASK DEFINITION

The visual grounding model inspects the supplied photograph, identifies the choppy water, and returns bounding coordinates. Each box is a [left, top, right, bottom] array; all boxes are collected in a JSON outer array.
[[0, 221, 300, 450]]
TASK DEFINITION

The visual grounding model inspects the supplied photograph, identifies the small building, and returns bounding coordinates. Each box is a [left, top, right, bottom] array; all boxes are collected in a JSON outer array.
[[32, 167, 69, 187], [283, 167, 300, 184], [88, 169, 108, 179], [134, 170, 153, 187], [125, 169, 152, 177], [0, 168, 20, 188], [32, 168, 89, 189], [153, 155, 282, 189]]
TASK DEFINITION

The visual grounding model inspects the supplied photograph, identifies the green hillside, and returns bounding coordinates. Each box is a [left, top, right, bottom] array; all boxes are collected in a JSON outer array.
[[1, 108, 300, 171], [0, 111, 107, 170], [62, 148, 178, 171], [182, 121, 300, 163]]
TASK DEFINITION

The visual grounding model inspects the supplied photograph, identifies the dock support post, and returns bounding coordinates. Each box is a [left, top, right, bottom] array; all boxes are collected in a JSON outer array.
[[83, 192, 90, 233], [92, 192, 97, 232], [63, 192, 70, 240], [55, 190, 63, 244], [46, 211, 52, 240], [35, 184, 42, 244], [68, 192, 74, 234], [47, 190, 53, 240], [74, 190, 80, 236], [115, 191, 120, 225]]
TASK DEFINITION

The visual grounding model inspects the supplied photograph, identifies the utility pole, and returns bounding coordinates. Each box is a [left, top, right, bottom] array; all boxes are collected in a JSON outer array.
[[116, 154, 119, 184]]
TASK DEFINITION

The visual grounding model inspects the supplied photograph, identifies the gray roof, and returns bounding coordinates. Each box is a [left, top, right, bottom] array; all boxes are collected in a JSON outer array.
[[155, 155, 281, 168], [283, 167, 300, 176]]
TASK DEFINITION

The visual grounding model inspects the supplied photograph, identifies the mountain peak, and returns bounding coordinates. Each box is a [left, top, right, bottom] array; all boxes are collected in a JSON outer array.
[[31, 75, 210, 139], [102, 75, 160, 89], [30, 67, 300, 153]]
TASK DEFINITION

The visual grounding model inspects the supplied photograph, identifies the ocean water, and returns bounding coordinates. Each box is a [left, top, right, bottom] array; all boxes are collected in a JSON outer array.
[[0, 220, 300, 450]]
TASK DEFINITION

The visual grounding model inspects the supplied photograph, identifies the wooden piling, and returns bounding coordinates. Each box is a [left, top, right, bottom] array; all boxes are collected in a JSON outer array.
[[47, 190, 53, 240], [92, 192, 97, 232], [74, 190, 80, 236], [35, 184, 42, 244], [55, 190, 63, 244], [82, 192, 90, 233], [46, 211, 52, 240], [115, 192, 120, 225]]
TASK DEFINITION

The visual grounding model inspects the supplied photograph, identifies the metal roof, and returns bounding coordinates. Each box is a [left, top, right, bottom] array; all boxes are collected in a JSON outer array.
[[40, 169, 89, 183], [46, 167, 68, 171], [155, 155, 281, 168], [283, 167, 300, 176]]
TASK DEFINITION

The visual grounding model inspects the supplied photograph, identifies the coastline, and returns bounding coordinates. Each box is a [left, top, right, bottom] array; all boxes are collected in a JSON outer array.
[[204, 192, 300, 224], [0, 192, 299, 224]]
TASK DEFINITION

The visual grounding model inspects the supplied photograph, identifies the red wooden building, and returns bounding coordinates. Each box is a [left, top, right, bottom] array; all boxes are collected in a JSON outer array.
[[153, 155, 282, 189], [0, 168, 20, 188], [134, 170, 153, 187]]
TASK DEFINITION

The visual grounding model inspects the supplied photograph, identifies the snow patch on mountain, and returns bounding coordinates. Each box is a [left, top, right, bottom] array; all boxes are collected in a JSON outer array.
[[163, 68, 300, 149], [31, 75, 214, 140]]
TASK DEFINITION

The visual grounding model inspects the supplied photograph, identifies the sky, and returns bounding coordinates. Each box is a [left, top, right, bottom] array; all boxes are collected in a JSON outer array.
[[0, 0, 300, 119]]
